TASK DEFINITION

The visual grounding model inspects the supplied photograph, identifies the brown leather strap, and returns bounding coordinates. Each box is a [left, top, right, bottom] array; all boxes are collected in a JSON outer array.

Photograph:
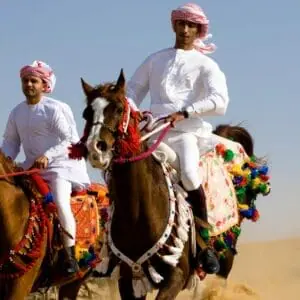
[[194, 216, 212, 230], [196, 233, 208, 250]]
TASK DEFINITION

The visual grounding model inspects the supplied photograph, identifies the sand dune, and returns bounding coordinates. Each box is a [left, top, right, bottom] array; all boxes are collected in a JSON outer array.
[[28, 238, 300, 300]]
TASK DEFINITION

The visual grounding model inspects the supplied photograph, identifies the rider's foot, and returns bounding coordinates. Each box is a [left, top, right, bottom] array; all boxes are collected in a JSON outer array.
[[64, 246, 80, 275], [197, 248, 220, 274]]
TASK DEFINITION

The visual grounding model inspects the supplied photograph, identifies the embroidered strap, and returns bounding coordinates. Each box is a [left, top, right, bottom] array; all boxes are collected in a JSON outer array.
[[107, 163, 177, 267]]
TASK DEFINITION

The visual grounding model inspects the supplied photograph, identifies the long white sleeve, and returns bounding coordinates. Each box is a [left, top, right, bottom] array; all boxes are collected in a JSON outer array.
[[185, 60, 229, 116], [126, 56, 151, 109], [44, 106, 73, 162], [1, 110, 21, 159]]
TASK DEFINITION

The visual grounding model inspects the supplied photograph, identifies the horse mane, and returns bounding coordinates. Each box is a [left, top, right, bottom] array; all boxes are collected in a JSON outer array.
[[0, 150, 19, 177], [213, 124, 254, 157], [0, 150, 39, 197]]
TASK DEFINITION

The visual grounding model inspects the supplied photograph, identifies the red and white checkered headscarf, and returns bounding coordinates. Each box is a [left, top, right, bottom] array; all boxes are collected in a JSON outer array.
[[20, 60, 56, 93], [171, 3, 216, 54]]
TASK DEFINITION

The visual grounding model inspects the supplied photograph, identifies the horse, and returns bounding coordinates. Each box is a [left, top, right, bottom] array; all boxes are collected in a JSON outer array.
[[70, 69, 271, 299], [0, 152, 106, 300]]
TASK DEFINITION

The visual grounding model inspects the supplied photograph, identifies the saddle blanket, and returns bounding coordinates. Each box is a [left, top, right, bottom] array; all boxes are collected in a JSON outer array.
[[199, 136, 249, 236]]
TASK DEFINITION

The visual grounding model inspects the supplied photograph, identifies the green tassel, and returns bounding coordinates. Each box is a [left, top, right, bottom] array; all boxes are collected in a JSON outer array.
[[224, 149, 235, 162], [231, 226, 241, 237], [219, 252, 226, 260], [214, 239, 227, 250], [259, 184, 268, 194], [200, 228, 210, 241], [236, 187, 246, 201]]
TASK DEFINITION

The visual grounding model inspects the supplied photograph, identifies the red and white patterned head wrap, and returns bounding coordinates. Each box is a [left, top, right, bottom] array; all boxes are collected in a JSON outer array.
[[171, 3, 216, 54], [20, 60, 56, 93]]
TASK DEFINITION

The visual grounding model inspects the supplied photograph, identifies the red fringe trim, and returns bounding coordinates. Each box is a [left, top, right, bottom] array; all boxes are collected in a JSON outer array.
[[115, 104, 141, 157]]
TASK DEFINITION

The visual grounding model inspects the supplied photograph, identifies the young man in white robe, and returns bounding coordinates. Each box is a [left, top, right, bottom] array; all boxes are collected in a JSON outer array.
[[126, 3, 230, 274], [1, 60, 91, 275]]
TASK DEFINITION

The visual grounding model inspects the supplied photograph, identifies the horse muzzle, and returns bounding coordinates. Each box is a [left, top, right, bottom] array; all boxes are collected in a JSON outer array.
[[87, 139, 113, 170], [88, 151, 112, 170]]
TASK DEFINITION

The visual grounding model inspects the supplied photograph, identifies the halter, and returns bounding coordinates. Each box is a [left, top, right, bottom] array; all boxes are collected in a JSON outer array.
[[69, 98, 171, 163], [91, 121, 117, 136]]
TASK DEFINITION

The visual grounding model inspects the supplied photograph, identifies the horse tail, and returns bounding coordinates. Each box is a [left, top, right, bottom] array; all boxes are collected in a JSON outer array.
[[213, 124, 254, 157]]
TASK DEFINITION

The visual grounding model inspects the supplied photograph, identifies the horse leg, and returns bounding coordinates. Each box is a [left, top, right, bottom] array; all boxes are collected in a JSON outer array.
[[0, 241, 47, 300], [217, 249, 235, 281], [156, 267, 186, 300], [58, 275, 89, 300], [118, 278, 146, 300]]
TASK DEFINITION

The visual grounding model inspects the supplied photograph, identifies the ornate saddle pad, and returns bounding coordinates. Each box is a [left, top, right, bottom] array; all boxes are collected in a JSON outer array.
[[70, 183, 109, 261], [199, 136, 249, 236], [152, 135, 251, 237]]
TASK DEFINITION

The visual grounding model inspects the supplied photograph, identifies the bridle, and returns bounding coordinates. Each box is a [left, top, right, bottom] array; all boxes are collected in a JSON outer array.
[[70, 97, 171, 164], [91, 121, 117, 136]]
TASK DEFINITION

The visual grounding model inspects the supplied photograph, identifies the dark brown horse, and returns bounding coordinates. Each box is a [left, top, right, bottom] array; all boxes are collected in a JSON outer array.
[[72, 70, 269, 299], [0, 152, 92, 300]]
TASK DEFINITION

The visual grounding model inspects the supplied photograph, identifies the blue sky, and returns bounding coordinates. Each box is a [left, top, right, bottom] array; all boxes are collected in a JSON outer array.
[[0, 0, 299, 242]]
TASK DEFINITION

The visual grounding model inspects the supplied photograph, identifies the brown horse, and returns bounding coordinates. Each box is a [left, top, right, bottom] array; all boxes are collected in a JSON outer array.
[[0, 152, 93, 300], [71, 70, 270, 299]]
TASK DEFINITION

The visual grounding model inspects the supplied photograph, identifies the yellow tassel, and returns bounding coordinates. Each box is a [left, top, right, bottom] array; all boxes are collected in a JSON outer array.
[[252, 178, 261, 189], [230, 165, 243, 175], [238, 203, 249, 210]]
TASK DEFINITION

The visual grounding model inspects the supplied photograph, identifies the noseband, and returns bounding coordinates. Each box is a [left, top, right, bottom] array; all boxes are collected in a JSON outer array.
[[92, 121, 117, 136]]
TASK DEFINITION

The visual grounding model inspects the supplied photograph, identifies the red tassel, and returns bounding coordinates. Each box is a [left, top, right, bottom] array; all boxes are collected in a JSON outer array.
[[13, 261, 27, 272], [251, 209, 260, 222], [69, 142, 88, 160], [31, 173, 50, 196], [116, 124, 141, 157], [45, 202, 57, 214], [27, 250, 41, 259]]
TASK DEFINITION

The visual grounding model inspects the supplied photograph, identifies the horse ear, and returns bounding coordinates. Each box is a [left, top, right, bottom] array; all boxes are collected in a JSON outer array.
[[116, 69, 125, 90], [81, 78, 94, 96]]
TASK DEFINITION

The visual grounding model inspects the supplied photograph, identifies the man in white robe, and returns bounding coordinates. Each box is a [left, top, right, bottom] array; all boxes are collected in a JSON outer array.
[[126, 3, 229, 274], [1, 60, 90, 275]]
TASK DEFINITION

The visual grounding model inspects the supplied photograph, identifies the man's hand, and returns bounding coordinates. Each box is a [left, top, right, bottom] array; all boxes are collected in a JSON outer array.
[[165, 111, 186, 127], [32, 155, 49, 169]]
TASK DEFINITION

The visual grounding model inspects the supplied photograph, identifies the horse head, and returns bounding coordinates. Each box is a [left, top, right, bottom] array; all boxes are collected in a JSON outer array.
[[77, 69, 141, 170]]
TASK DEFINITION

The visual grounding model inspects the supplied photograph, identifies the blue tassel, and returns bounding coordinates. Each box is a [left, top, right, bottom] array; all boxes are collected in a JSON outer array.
[[224, 235, 233, 247], [240, 208, 255, 218], [44, 192, 54, 204], [251, 169, 259, 179], [233, 176, 243, 185], [258, 166, 269, 175]]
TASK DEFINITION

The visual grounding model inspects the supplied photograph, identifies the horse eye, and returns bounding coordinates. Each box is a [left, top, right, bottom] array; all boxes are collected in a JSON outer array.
[[83, 106, 93, 120], [117, 107, 123, 114]]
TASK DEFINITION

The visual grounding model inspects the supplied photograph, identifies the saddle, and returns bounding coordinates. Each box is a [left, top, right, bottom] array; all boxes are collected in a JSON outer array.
[[15, 172, 110, 289]]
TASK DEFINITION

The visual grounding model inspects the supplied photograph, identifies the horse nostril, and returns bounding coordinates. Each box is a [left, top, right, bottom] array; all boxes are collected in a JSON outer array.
[[97, 141, 107, 152]]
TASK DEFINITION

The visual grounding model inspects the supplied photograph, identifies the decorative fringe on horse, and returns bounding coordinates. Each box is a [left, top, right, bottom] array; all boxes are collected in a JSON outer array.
[[94, 163, 195, 298]]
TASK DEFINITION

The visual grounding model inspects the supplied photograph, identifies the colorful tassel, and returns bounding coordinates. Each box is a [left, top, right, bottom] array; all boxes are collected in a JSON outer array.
[[111, 263, 120, 280], [132, 277, 150, 298], [141, 276, 154, 292], [161, 253, 181, 267], [167, 245, 183, 255], [95, 257, 109, 274], [174, 236, 184, 250], [177, 226, 188, 242], [148, 264, 164, 283]]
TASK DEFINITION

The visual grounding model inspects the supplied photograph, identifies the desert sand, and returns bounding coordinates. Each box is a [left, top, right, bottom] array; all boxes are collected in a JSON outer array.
[[28, 238, 300, 300]]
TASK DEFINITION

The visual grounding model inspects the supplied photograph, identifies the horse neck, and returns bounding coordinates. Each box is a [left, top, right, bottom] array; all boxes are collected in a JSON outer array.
[[0, 155, 29, 257], [109, 151, 169, 228]]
